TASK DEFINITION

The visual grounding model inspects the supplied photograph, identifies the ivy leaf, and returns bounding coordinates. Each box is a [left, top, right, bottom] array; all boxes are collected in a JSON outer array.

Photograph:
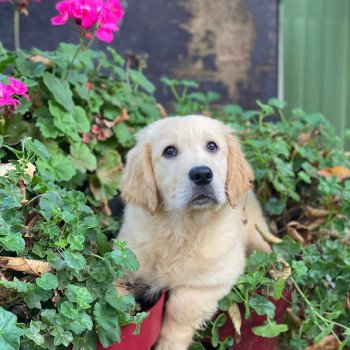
[[24, 321, 46, 345], [65, 284, 95, 309], [0, 231, 25, 253], [105, 248, 139, 271], [248, 295, 276, 318], [1, 277, 29, 293], [50, 326, 73, 346], [43, 72, 74, 111], [69, 143, 97, 173], [36, 273, 58, 291], [252, 320, 288, 338], [67, 234, 85, 251], [68, 312, 93, 334], [0, 307, 24, 350], [64, 251, 86, 270], [291, 261, 308, 284]]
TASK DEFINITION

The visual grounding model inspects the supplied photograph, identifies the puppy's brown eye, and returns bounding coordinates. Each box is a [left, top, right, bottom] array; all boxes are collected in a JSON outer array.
[[207, 142, 218, 152], [163, 146, 177, 158]]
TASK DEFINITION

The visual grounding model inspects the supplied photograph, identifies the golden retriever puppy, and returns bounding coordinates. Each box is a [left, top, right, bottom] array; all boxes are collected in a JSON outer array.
[[118, 115, 271, 350]]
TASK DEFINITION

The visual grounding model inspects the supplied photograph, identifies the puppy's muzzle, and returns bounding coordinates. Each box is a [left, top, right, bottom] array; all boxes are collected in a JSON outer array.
[[188, 166, 213, 186]]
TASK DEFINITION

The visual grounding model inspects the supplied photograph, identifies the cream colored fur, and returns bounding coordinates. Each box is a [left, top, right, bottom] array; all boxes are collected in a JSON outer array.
[[118, 116, 271, 350]]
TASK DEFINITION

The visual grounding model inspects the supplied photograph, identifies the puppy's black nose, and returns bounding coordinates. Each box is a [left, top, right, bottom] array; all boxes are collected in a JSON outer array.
[[189, 166, 213, 186]]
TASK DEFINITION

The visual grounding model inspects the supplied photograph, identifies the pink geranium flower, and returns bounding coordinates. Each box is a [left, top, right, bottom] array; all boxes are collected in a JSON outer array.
[[0, 78, 30, 111], [51, 0, 123, 43], [8, 77, 30, 100]]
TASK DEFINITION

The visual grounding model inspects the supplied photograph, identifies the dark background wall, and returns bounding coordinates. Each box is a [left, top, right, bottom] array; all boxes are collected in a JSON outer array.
[[0, 0, 278, 109]]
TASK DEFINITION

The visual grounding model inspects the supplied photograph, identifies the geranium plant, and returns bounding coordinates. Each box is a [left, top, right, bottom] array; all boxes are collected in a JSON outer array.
[[0, 137, 146, 349], [0, 0, 160, 215]]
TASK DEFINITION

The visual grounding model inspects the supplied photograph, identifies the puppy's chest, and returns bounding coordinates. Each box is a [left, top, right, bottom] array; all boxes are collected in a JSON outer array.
[[135, 228, 224, 288]]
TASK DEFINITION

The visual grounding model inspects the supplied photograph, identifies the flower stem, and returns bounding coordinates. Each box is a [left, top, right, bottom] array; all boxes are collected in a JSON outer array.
[[62, 36, 84, 81], [14, 9, 20, 50], [291, 277, 350, 337]]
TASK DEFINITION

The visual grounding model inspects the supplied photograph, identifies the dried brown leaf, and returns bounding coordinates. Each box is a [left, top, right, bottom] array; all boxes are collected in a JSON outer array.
[[29, 55, 52, 66], [297, 129, 319, 145], [318, 166, 350, 181], [304, 335, 338, 350], [0, 257, 51, 275], [156, 103, 168, 118], [304, 206, 329, 219], [255, 224, 282, 244], [228, 303, 241, 344], [112, 108, 129, 125]]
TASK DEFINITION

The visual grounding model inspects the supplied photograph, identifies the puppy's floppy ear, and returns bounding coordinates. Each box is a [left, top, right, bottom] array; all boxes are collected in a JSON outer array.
[[225, 133, 254, 208], [121, 141, 158, 213]]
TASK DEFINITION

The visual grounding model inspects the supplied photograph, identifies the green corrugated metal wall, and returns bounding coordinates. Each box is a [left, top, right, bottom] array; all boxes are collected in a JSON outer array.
[[282, 0, 350, 149]]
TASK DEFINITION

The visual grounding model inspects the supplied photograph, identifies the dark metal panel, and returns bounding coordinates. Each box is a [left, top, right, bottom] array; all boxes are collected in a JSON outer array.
[[0, 0, 278, 108]]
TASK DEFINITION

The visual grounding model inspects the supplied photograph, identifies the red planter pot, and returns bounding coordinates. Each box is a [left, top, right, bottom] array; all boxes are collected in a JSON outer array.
[[219, 289, 293, 350], [96, 291, 165, 350]]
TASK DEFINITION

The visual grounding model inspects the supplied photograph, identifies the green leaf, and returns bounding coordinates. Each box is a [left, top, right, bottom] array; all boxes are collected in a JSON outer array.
[[16, 52, 46, 78], [291, 261, 308, 283], [0, 135, 3, 148], [264, 197, 286, 216], [72, 106, 90, 133], [211, 313, 226, 347], [65, 284, 95, 309], [67, 234, 85, 251], [252, 320, 288, 338], [113, 122, 133, 148], [43, 72, 74, 111], [69, 143, 97, 173], [59, 301, 79, 320], [39, 191, 64, 219], [0, 232, 25, 253], [248, 295, 276, 318], [0, 307, 24, 350], [36, 273, 58, 290], [273, 277, 285, 300], [129, 69, 155, 94], [93, 302, 120, 347], [1, 277, 29, 293], [189, 343, 206, 350], [23, 139, 51, 161], [105, 285, 135, 312], [69, 312, 93, 334], [133, 312, 149, 335], [24, 321, 46, 346], [105, 248, 139, 271], [50, 326, 73, 346], [273, 236, 301, 261], [37, 154, 76, 182], [64, 251, 86, 270]]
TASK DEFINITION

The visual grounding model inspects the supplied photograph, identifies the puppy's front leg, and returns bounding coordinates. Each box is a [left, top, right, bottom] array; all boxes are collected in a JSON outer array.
[[154, 285, 230, 350]]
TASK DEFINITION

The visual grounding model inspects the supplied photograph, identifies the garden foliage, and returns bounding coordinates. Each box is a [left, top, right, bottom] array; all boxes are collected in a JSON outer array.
[[0, 1, 350, 349]]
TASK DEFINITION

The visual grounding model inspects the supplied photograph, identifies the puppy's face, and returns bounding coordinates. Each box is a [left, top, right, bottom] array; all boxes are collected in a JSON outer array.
[[150, 119, 228, 210], [121, 116, 253, 213]]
